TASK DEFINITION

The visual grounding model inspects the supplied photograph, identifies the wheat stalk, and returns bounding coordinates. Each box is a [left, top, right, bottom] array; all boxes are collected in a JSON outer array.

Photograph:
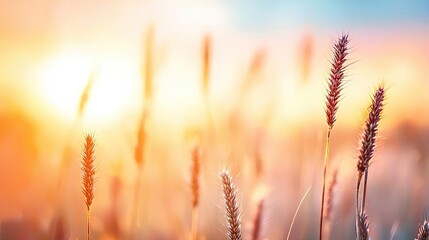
[[131, 113, 148, 230], [77, 70, 96, 118], [251, 200, 264, 240], [355, 85, 385, 239], [190, 146, 201, 240], [357, 85, 385, 214], [324, 169, 338, 238], [416, 219, 429, 240], [319, 33, 349, 240], [220, 170, 242, 240], [143, 26, 154, 103], [81, 134, 96, 240], [202, 35, 211, 96]]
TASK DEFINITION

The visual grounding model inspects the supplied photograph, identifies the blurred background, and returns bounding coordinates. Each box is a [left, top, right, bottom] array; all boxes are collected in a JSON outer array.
[[1, 0, 429, 239]]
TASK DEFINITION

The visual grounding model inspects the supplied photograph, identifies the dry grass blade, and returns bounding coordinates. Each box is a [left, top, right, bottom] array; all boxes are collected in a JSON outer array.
[[287, 185, 312, 240], [81, 134, 96, 240], [220, 171, 242, 240], [416, 220, 429, 240]]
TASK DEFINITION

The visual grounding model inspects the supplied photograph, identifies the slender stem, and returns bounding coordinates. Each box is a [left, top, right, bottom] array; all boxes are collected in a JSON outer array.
[[319, 127, 332, 240], [361, 168, 369, 215], [87, 207, 91, 240], [287, 185, 312, 240], [356, 173, 362, 240], [131, 167, 142, 230], [191, 207, 198, 240]]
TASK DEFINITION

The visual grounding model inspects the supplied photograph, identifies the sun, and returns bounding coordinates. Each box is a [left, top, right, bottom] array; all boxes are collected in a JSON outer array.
[[39, 51, 93, 121], [39, 50, 139, 125]]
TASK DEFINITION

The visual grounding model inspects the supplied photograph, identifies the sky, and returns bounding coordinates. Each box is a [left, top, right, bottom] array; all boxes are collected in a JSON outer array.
[[226, 1, 429, 30], [0, 0, 429, 129]]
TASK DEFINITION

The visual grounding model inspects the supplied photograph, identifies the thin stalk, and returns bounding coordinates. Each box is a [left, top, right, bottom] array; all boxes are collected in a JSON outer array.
[[361, 168, 369, 214], [319, 127, 332, 240], [287, 186, 312, 240], [87, 208, 91, 240], [356, 173, 363, 240], [191, 207, 198, 240], [131, 167, 142, 230]]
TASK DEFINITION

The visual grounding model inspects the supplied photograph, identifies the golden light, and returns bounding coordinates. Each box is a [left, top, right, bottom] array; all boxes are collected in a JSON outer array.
[[39, 51, 94, 121], [39, 50, 140, 125]]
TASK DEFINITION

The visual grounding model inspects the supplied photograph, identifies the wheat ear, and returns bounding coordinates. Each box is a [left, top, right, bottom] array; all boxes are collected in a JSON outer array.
[[355, 85, 385, 239], [358, 212, 370, 240], [319, 33, 349, 240], [190, 146, 201, 240], [81, 134, 96, 240], [358, 85, 385, 214], [415, 219, 429, 240], [220, 171, 243, 240]]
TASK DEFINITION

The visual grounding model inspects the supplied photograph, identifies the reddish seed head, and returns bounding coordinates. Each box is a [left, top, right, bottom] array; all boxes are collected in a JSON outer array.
[[82, 134, 96, 210], [220, 171, 242, 240], [416, 220, 429, 240], [325, 34, 349, 128], [358, 212, 370, 240], [357, 86, 385, 175]]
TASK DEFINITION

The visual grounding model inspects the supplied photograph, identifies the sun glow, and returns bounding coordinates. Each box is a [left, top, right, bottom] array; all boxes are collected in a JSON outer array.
[[39, 50, 139, 125]]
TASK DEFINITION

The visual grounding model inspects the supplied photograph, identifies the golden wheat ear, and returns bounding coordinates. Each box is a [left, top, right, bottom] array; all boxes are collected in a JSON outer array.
[[190, 146, 201, 240], [81, 134, 96, 240], [220, 170, 243, 240]]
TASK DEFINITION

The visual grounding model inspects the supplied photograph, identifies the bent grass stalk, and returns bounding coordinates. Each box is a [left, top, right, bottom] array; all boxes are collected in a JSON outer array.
[[287, 185, 312, 240], [319, 34, 349, 240]]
